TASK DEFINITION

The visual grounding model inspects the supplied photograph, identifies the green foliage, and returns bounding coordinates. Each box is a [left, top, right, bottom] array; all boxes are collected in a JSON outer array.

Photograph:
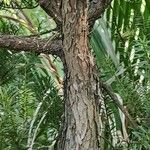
[[0, 0, 150, 149], [0, 51, 63, 149], [0, 1, 63, 149], [91, 0, 150, 148], [130, 126, 150, 149]]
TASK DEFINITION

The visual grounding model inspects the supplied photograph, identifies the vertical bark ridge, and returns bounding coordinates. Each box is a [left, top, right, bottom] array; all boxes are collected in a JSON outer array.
[[56, 0, 103, 149]]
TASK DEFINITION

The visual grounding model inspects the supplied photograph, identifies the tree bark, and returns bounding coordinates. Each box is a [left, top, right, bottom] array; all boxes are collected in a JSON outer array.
[[0, 35, 63, 57], [39, 0, 112, 28], [0, 1, 114, 149], [56, 0, 103, 149]]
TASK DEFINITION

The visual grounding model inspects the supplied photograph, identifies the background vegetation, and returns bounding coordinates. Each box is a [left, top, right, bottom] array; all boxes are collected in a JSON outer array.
[[0, 0, 149, 149]]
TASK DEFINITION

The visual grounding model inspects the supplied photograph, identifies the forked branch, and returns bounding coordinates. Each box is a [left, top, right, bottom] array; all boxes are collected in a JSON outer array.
[[39, 0, 113, 28]]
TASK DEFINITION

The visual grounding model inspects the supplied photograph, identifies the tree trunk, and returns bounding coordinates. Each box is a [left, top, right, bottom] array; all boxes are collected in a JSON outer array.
[[56, 0, 103, 149]]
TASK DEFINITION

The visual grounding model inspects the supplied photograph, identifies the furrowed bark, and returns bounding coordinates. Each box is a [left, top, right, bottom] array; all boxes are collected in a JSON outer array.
[[39, 0, 113, 28], [56, 0, 103, 149], [0, 35, 63, 57]]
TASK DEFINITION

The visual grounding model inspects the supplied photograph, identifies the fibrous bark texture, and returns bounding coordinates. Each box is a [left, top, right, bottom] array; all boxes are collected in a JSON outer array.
[[56, 0, 103, 149], [39, 0, 112, 28], [0, 35, 63, 57]]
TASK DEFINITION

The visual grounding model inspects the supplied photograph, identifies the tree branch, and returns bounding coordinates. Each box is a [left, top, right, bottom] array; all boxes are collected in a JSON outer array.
[[0, 35, 63, 57], [39, 0, 113, 28], [39, 0, 62, 28], [0, 0, 113, 57], [88, 0, 113, 27]]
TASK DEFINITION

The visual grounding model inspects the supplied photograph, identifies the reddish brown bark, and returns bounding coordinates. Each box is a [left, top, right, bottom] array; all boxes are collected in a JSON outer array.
[[56, 1, 103, 149], [39, 0, 112, 28]]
